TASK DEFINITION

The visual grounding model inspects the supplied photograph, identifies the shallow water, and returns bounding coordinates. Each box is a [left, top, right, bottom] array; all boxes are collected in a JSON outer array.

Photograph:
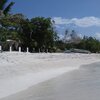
[[1, 62, 100, 100]]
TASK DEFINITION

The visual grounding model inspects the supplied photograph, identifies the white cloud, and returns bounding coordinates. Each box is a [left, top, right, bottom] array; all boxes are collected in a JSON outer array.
[[58, 34, 64, 39], [53, 17, 100, 27], [95, 33, 100, 40], [55, 24, 66, 29], [77, 33, 83, 38]]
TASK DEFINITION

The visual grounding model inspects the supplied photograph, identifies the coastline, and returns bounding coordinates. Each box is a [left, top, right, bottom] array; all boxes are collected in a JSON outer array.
[[0, 52, 100, 99]]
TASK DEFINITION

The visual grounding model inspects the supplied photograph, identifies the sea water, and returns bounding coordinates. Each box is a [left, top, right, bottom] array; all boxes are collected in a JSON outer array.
[[1, 62, 100, 100]]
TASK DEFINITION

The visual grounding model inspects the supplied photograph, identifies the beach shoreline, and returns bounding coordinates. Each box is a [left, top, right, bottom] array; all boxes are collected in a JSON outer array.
[[0, 52, 100, 99]]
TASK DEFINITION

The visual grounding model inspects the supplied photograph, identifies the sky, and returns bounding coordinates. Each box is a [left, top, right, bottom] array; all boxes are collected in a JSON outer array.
[[8, 0, 100, 39]]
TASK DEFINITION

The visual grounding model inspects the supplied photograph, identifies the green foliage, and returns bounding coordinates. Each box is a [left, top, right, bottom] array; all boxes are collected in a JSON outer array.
[[3, 2, 14, 16], [55, 40, 66, 51], [0, 0, 14, 16], [30, 17, 55, 51], [0, 14, 57, 52], [77, 36, 100, 53], [1, 13, 100, 53], [55, 35, 100, 53]]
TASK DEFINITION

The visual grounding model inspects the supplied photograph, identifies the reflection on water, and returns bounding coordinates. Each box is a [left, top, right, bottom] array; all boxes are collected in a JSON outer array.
[[1, 62, 100, 100]]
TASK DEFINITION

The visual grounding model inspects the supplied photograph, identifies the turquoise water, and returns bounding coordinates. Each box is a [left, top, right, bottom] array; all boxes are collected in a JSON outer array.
[[1, 62, 100, 100]]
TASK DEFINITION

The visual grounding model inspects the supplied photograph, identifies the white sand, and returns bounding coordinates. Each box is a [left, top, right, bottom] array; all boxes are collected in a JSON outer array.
[[0, 52, 100, 99]]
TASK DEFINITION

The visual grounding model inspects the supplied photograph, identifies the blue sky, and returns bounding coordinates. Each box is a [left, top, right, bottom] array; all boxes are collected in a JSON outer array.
[[9, 0, 100, 39]]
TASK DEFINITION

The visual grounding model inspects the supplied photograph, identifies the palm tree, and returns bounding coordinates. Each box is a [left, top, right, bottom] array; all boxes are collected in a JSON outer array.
[[0, 0, 14, 16]]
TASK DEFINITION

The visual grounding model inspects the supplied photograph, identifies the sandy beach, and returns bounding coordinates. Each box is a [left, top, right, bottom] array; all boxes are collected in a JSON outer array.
[[0, 52, 100, 99]]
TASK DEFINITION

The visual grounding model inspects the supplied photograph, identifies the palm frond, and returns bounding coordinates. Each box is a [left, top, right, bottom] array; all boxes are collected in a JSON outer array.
[[4, 2, 15, 15], [0, 0, 8, 10]]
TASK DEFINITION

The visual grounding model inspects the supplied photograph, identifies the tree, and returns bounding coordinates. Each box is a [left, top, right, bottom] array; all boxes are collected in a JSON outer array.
[[31, 17, 55, 52], [63, 29, 81, 44], [63, 29, 69, 43], [77, 36, 100, 53], [0, 13, 25, 50], [19, 18, 34, 51], [70, 30, 81, 43], [0, 0, 14, 16]]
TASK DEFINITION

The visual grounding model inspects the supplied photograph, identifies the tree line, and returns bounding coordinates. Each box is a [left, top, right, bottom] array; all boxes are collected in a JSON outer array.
[[56, 30, 100, 53], [0, 14, 58, 52]]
